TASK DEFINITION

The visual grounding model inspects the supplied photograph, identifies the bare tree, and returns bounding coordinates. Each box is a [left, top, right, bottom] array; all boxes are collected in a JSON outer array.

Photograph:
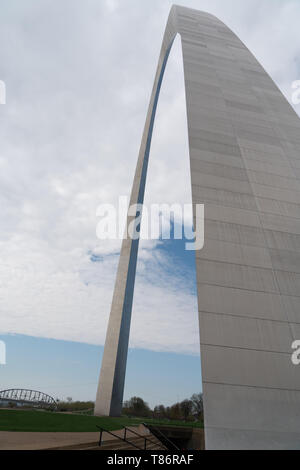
[[190, 393, 203, 419], [180, 399, 193, 420]]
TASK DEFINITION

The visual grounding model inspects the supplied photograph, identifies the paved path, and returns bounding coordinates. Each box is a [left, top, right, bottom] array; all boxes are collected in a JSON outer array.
[[0, 425, 147, 450]]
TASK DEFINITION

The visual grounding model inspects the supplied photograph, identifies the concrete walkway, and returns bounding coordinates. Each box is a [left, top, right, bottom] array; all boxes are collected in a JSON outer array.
[[0, 425, 148, 450]]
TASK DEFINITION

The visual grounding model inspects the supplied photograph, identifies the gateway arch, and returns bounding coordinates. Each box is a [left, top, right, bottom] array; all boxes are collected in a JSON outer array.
[[95, 5, 300, 449]]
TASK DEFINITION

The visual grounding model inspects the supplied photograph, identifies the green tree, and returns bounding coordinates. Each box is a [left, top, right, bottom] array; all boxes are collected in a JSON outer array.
[[122, 396, 151, 417]]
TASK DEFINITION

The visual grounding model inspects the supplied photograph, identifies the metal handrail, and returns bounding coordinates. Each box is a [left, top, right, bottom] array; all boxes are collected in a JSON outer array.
[[124, 426, 165, 450], [96, 425, 142, 450], [142, 422, 180, 451]]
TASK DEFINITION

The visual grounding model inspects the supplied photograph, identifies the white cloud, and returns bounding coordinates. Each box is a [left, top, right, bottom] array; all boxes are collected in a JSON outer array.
[[0, 0, 299, 354]]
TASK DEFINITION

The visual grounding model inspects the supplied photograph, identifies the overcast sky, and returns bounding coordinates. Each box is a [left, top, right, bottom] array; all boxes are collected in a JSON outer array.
[[0, 0, 300, 359]]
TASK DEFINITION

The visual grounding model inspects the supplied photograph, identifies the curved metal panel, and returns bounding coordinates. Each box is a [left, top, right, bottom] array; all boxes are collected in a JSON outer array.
[[95, 5, 300, 449]]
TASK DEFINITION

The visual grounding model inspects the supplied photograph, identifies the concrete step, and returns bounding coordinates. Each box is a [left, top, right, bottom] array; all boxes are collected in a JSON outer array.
[[98, 436, 164, 450]]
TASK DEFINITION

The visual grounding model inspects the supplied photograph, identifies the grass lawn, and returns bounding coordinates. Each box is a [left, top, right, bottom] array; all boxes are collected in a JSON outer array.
[[0, 409, 203, 432]]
